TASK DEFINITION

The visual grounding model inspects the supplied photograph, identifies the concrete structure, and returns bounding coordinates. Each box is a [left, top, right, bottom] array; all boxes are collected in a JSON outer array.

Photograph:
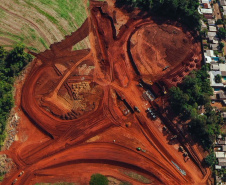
[[216, 152, 226, 158], [209, 26, 217, 32], [200, 8, 213, 14], [220, 0, 226, 6], [208, 19, 216, 26]]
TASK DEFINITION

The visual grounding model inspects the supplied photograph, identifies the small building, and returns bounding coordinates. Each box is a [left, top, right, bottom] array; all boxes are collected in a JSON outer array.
[[216, 151, 226, 158], [205, 50, 216, 57], [208, 32, 217, 37], [210, 43, 219, 50], [218, 158, 226, 166], [201, 21, 208, 30], [204, 56, 213, 64], [215, 165, 222, 170], [203, 14, 213, 19], [208, 19, 216, 26], [220, 0, 226, 6], [202, 0, 210, 3], [223, 6, 226, 15], [218, 139, 226, 145], [211, 64, 220, 71], [219, 91, 226, 100], [200, 8, 213, 14], [209, 26, 217, 32], [223, 145, 226, 151], [209, 71, 224, 88]]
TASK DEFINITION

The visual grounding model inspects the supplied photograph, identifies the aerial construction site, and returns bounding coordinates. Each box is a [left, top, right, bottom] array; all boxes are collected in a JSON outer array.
[[1, 0, 211, 185]]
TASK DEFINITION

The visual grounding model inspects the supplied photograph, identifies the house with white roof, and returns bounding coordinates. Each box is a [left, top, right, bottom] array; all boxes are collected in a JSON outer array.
[[205, 50, 216, 57], [200, 8, 213, 14], [209, 26, 217, 32], [223, 6, 226, 15], [216, 152, 226, 158], [202, 0, 210, 3]]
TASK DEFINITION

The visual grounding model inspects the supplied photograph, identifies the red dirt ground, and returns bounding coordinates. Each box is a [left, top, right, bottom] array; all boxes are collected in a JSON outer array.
[[1, 1, 211, 185]]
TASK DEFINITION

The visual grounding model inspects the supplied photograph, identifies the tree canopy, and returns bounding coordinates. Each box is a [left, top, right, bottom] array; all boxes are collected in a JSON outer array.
[[169, 65, 222, 150], [0, 45, 32, 148], [115, 0, 201, 30], [89, 174, 108, 185], [217, 27, 226, 39], [215, 74, 222, 83]]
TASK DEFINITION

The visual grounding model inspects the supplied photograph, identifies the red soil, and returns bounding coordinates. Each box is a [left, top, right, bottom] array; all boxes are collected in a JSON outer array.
[[1, 1, 211, 185]]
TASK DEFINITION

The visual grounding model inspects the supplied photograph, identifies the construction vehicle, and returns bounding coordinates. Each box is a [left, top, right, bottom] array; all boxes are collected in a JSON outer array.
[[12, 179, 17, 184], [163, 86, 167, 94], [134, 106, 141, 113], [163, 66, 169, 71], [179, 146, 184, 152], [18, 171, 24, 177], [141, 149, 146, 153], [183, 152, 188, 157], [170, 135, 177, 140]]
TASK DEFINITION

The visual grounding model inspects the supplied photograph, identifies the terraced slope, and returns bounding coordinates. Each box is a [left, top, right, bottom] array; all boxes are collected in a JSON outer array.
[[0, 0, 90, 52]]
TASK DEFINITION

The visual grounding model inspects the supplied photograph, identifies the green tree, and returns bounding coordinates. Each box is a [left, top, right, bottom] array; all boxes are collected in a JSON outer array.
[[214, 50, 219, 56], [219, 42, 225, 51], [205, 151, 216, 167], [89, 174, 108, 185], [115, 0, 201, 30], [215, 74, 222, 83], [217, 27, 226, 39], [216, 19, 223, 25]]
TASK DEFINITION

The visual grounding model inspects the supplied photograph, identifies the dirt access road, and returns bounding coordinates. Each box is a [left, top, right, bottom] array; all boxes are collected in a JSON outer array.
[[1, 1, 210, 185]]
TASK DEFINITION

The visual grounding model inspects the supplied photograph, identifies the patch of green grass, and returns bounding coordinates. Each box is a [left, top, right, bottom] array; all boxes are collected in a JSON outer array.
[[119, 182, 132, 185], [0, 171, 6, 182], [122, 171, 151, 184], [35, 183, 74, 185], [25, 0, 67, 35], [39, 38, 49, 49], [0, 8, 5, 18], [0, 31, 24, 42], [0, 0, 88, 51]]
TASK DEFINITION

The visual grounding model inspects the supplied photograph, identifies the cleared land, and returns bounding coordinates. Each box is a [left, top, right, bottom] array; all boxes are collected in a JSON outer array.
[[0, 0, 90, 52], [1, 1, 211, 185]]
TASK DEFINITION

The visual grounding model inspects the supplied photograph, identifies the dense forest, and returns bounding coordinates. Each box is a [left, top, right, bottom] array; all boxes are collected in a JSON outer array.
[[169, 65, 223, 150], [115, 0, 201, 30], [0, 45, 32, 148]]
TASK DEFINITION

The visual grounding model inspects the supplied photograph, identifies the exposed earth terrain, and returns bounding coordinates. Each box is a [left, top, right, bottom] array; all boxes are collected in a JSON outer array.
[[0, 1, 210, 185]]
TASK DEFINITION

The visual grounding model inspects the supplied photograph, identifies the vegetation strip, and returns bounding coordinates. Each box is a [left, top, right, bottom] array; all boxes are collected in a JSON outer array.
[[0, 45, 32, 149]]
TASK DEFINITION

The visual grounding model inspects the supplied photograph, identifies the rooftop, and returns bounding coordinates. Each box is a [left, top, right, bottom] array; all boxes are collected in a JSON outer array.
[[205, 50, 216, 57], [202, 0, 210, 3], [200, 8, 213, 14], [216, 151, 226, 158], [220, 0, 226, 6], [209, 71, 224, 87], [208, 19, 216, 25], [209, 26, 217, 32], [207, 32, 217, 37], [210, 43, 218, 50]]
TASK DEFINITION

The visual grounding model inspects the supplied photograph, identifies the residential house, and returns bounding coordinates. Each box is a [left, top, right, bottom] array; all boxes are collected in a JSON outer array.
[[209, 26, 217, 32], [202, 0, 210, 3], [208, 19, 216, 26], [219, 0, 226, 6], [204, 50, 216, 63], [200, 8, 213, 14], [223, 6, 226, 15], [210, 43, 218, 50]]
